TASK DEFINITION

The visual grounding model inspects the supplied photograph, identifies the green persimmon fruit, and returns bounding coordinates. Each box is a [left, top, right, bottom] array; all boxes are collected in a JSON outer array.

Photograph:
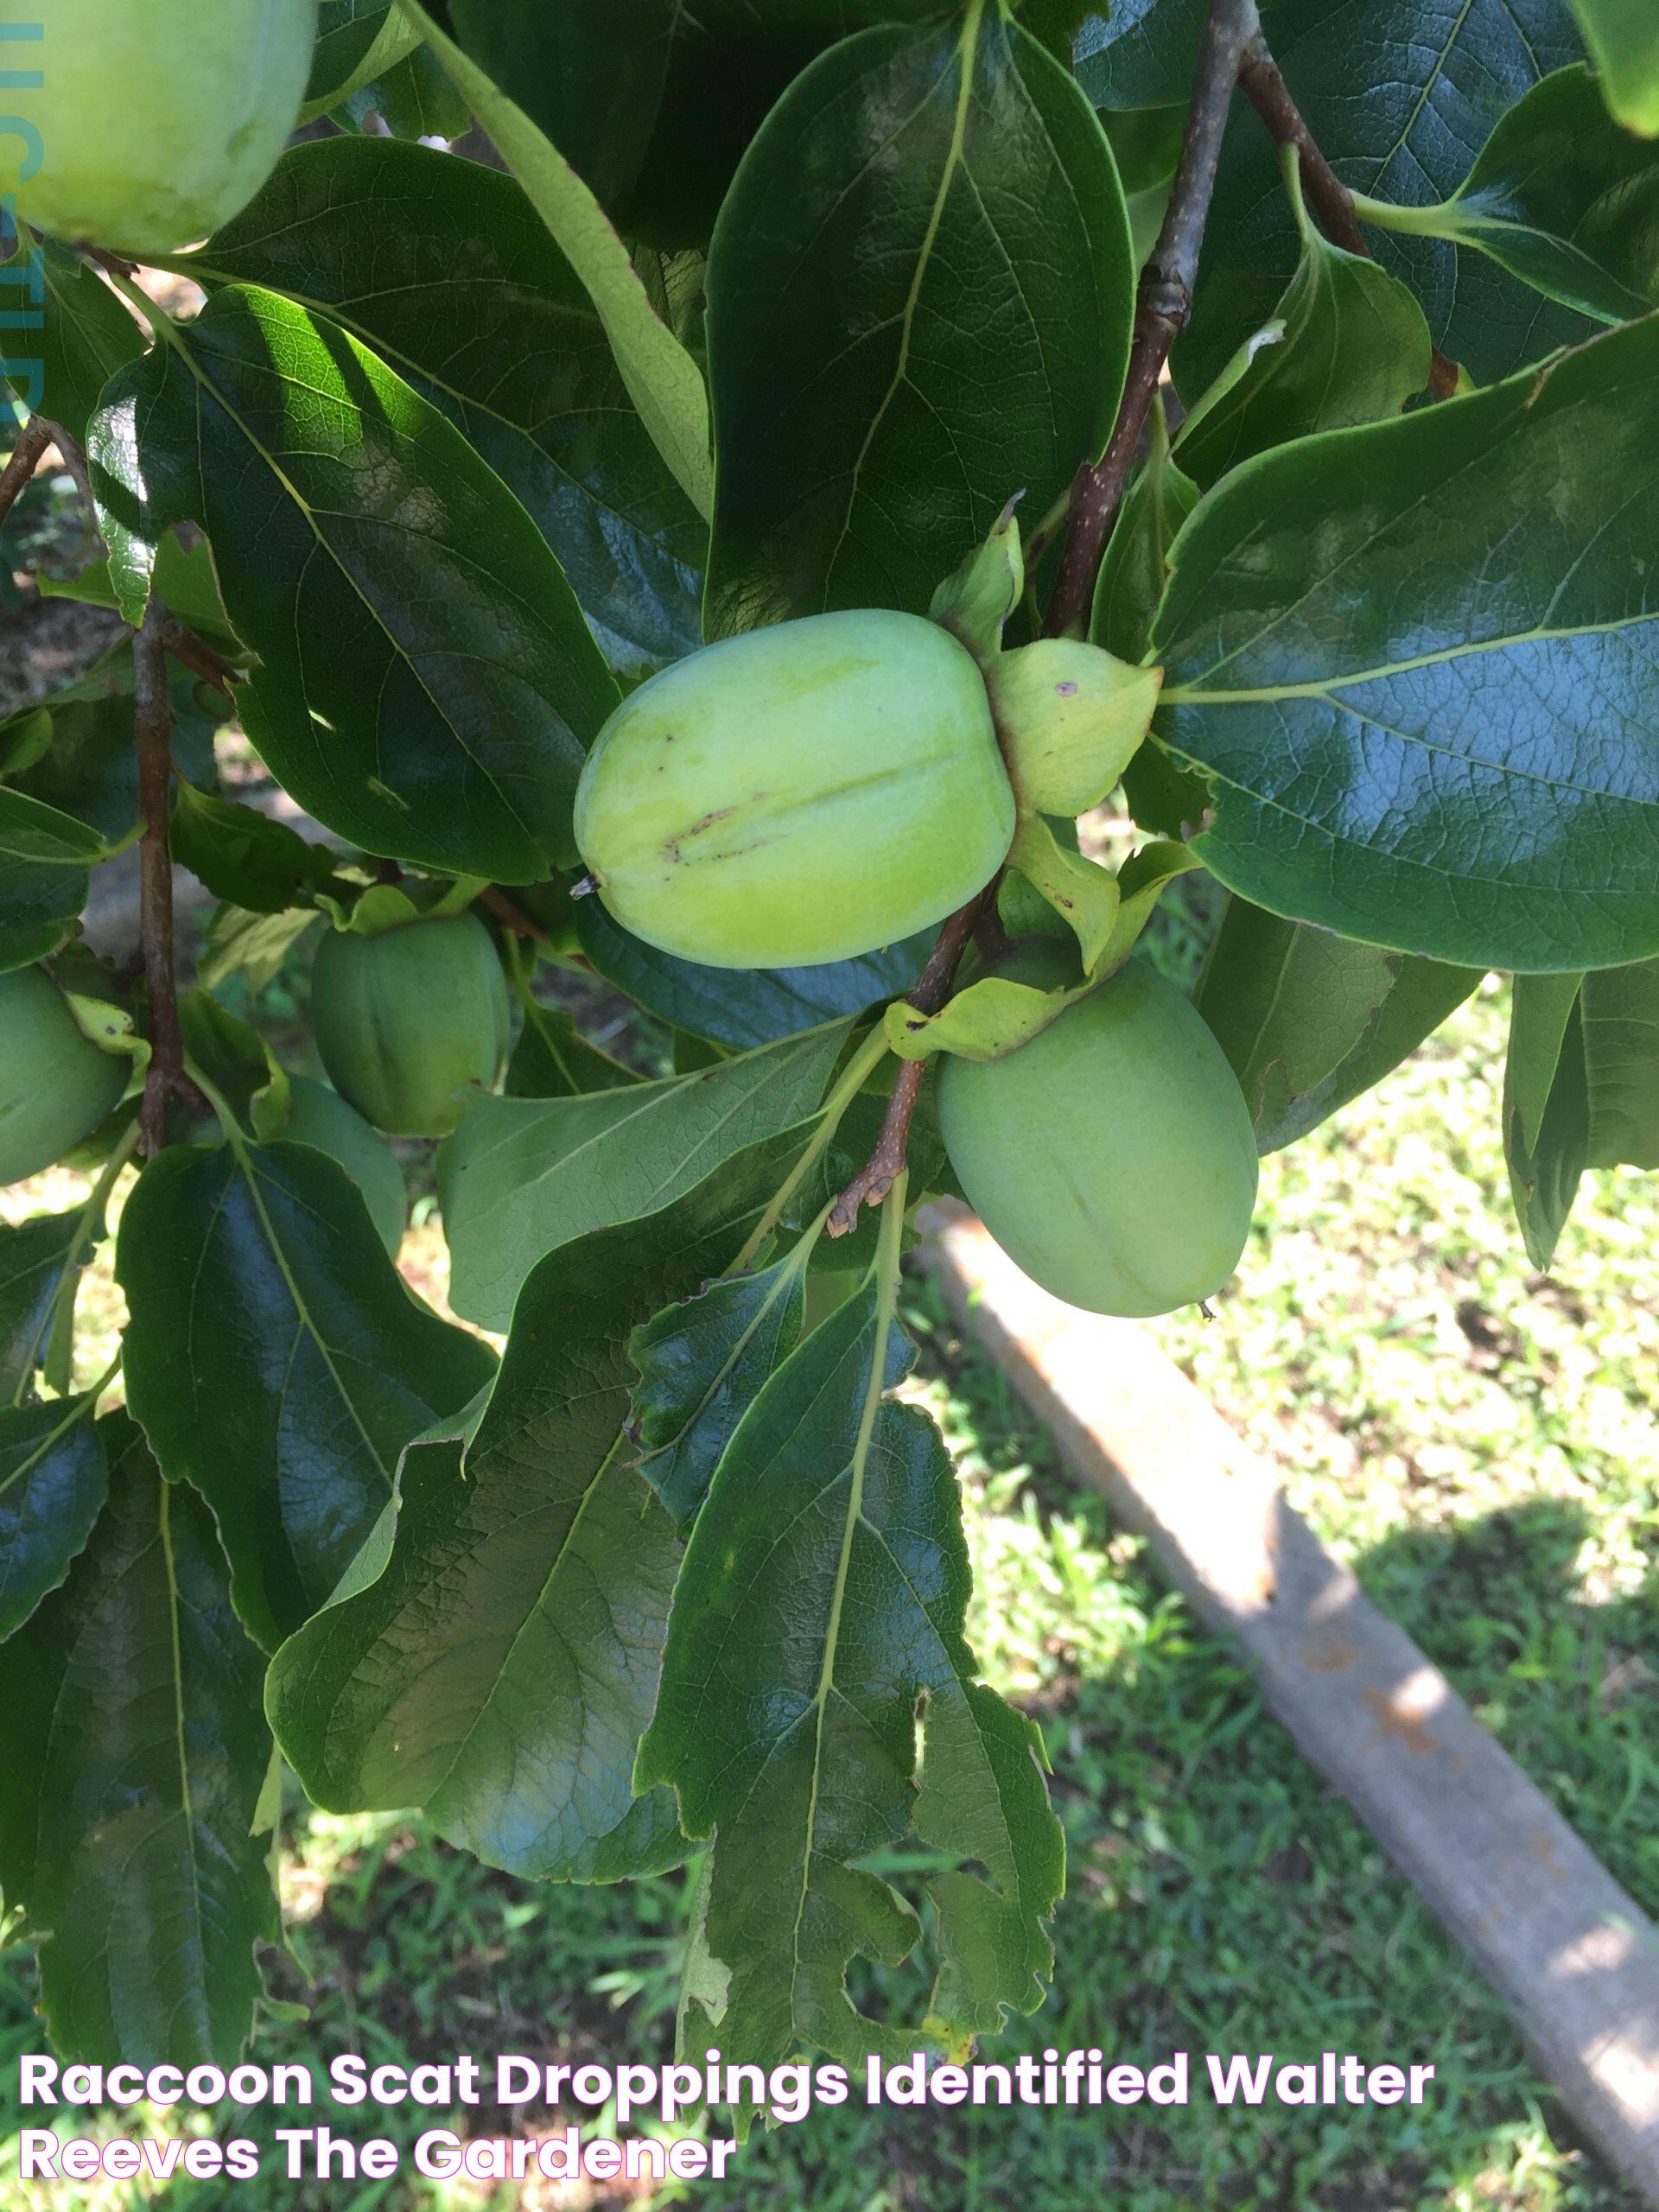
[[939, 955, 1258, 1318], [9, 0, 316, 257], [0, 966, 129, 1185], [311, 912, 510, 1139], [280, 1077, 408, 1255], [573, 610, 1016, 969]]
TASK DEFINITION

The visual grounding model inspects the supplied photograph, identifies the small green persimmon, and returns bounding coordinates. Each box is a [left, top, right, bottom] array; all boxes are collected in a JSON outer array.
[[0, 966, 129, 1185], [939, 951, 1258, 1317], [573, 610, 1016, 970], [9, 0, 315, 257], [310, 912, 510, 1139], [278, 1077, 409, 1255]]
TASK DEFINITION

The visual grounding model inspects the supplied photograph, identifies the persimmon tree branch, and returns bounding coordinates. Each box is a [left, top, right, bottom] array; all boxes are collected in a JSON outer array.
[[133, 595, 203, 1153], [1043, 0, 1262, 639], [0, 417, 53, 533], [1235, 34, 1460, 400], [827, 881, 997, 1236]]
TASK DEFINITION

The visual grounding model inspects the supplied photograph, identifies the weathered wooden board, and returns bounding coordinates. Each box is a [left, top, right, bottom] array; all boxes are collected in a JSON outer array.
[[918, 1203, 1659, 2205]]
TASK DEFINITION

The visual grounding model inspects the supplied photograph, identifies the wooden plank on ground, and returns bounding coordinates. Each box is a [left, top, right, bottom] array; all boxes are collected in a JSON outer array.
[[918, 1202, 1659, 2206]]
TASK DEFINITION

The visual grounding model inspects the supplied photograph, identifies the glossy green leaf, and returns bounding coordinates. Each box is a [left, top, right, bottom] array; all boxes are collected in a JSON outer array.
[[1181, 0, 1591, 390], [171, 782, 335, 915], [1505, 972, 1590, 1265], [505, 997, 639, 1099], [1582, 957, 1659, 1166], [1154, 314, 1659, 973], [89, 284, 619, 881], [397, 0, 715, 523], [0, 1387, 106, 1638], [440, 1021, 849, 1329], [1366, 66, 1659, 326], [267, 1123, 829, 1882], [1573, 0, 1659, 133], [0, 788, 116, 970], [704, 3, 1134, 635], [629, 1255, 805, 1528], [304, 0, 421, 115], [188, 139, 703, 683], [0, 1211, 79, 1403], [638, 1274, 1063, 2070], [117, 1139, 496, 1649], [41, 531, 241, 654], [3, 234, 143, 441], [1174, 150, 1433, 488], [1072, 0, 1206, 109], [1195, 897, 1482, 1153], [0, 1415, 276, 2065], [333, 42, 471, 138], [576, 899, 931, 1051]]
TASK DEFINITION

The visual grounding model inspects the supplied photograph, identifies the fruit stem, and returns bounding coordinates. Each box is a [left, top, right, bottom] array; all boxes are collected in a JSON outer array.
[[826, 881, 997, 1237], [133, 596, 206, 1154]]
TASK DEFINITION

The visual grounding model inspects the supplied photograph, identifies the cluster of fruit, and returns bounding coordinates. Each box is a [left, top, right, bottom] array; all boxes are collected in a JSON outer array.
[[575, 608, 1258, 1319]]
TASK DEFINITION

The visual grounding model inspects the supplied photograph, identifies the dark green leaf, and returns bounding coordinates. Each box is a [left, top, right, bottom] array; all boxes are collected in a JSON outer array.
[[1195, 897, 1482, 1152], [440, 1022, 849, 1329], [577, 898, 931, 1051], [3, 235, 143, 442], [190, 139, 704, 683], [1072, 0, 1206, 109], [1173, 152, 1432, 487], [2, 647, 217, 844], [117, 1139, 496, 1648], [332, 41, 473, 139], [505, 996, 639, 1099], [1572, 0, 1659, 133], [638, 1280, 1063, 2069], [0, 787, 114, 970], [171, 782, 334, 914], [1180, 0, 1590, 391], [704, 7, 1134, 635], [1154, 314, 1659, 973], [267, 1123, 830, 1883], [1582, 957, 1659, 1166], [398, 0, 715, 522], [0, 1414, 276, 2065], [90, 284, 619, 881], [629, 1256, 805, 1527], [0, 1211, 79, 1402], [1504, 973, 1590, 1265], [0, 1387, 106, 1638], [304, 0, 419, 112], [1388, 65, 1659, 325]]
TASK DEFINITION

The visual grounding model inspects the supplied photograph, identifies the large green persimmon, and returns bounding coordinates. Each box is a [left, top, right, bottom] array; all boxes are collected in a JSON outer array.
[[9, 0, 315, 257], [0, 967, 129, 1185], [939, 954, 1259, 1318], [573, 610, 1015, 969], [311, 912, 510, 1140], [278, 1077, 408, 1255]]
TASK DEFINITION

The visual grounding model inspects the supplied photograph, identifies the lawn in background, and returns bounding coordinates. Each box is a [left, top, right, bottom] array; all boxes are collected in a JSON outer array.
[[3, 967, 1656, 2212]]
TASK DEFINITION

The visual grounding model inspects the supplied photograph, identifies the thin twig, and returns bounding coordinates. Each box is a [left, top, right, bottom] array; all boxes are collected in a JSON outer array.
[[1235, 34, 1460, 400], [480, 884, 552, 944], [0, 417, 54, 534], [826, 884, 997, 1237], [133, 597, 202, 1153], [1043, 0, 1262, 638]]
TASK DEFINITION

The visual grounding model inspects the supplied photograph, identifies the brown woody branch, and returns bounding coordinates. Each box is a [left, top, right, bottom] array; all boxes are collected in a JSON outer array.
[[133, 597, 203, 1152], [480, 883, 551, 944], [827, 882, 998, 1237], [0, 417, 54, 533], [1043, 0, 1262, 638], [1236, 35, 1460, 401]]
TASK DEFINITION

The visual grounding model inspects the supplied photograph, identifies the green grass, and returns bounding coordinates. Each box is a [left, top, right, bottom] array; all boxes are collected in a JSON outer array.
[[4, 976, 1657, 2211]]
